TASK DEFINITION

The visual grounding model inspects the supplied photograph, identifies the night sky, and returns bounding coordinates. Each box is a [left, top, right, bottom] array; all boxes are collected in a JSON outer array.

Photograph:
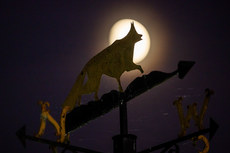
[[1, 1, 229, 153]]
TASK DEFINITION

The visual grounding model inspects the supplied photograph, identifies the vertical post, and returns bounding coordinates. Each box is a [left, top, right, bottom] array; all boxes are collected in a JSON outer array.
[[113, 100, 137, 153], [120, 100, 128, 135]]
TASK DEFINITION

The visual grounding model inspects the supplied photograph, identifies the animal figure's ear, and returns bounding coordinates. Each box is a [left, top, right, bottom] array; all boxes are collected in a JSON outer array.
[[130, 21, 135, 28], [130, 21, 139, 33]]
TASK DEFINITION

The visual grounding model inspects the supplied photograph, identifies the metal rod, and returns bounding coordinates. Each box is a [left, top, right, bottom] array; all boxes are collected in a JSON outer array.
[[119, 100, 128, 135]]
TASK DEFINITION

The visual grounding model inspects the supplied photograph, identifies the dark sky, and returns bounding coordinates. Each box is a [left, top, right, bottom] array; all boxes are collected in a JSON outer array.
[[1, 0, 229, 153]]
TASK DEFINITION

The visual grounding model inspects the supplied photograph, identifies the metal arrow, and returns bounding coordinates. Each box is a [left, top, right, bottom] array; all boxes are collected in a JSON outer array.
[[16, 125, 102, 153], [66, 61, 195, 133], [138, 118, 219, 153]]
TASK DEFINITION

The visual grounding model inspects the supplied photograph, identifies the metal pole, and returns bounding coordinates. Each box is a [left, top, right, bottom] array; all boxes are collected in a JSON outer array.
[[113, 100, 137, 153], [119, 100, 128, 135]]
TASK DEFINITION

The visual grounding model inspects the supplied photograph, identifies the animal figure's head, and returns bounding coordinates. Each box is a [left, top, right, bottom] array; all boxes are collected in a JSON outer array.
[[125, 22, 142, 43]]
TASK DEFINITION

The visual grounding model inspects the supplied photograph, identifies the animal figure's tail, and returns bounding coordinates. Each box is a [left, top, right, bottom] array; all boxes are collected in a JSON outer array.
[[62, 68, 87, 110], [59, 68, 86, 143], [177, 61, 195, 79]]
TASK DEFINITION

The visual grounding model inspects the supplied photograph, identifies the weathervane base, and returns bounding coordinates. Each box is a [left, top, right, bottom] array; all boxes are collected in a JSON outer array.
[[112, 134, 137, 153]]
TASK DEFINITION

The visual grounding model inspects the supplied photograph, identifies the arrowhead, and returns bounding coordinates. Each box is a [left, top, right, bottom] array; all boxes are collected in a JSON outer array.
[[209, 118, 219, 141], [178, 61, 195, 79], [16, 125, 26, 148]]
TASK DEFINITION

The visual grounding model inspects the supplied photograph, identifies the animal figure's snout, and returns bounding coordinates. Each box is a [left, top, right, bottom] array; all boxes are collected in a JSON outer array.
[[139, 34, 143, 40]]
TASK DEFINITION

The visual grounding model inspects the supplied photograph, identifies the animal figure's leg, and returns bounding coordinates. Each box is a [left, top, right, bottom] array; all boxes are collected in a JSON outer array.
[[137, 65, 144, 73], [77, 95, 81, 106], [81, 74, 102, 101], [127, 62, 144, 73], [116, 78, 123, 92], [94, 91, 99, 100], [94, 75, 103, 100]]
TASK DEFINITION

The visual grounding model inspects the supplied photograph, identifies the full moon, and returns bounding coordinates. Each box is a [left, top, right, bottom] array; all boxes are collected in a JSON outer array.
[[109, 19, 150, 63]]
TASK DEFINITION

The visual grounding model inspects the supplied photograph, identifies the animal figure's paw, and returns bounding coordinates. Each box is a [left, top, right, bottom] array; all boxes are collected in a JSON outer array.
[[119, 86, 123, 92], [94, 93, 99, 101], [138, 65, 144, 73]]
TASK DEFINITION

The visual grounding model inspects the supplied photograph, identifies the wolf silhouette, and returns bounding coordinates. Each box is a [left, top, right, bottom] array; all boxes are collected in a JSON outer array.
[[63, 22, 143, 109], [59, 22, 143, 142], [63, 22, 143, 110]]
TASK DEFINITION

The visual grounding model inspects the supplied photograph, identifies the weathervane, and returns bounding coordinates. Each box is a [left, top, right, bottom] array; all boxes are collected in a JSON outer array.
[[16, 22, 218, 153]]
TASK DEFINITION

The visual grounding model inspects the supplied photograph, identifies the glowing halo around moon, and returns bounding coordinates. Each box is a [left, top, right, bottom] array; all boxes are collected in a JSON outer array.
[[109, 19, 150, 63]]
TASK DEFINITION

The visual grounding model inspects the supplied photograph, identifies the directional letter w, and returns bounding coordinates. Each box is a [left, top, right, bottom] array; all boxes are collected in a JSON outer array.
[[173, 89, 214, 137]]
